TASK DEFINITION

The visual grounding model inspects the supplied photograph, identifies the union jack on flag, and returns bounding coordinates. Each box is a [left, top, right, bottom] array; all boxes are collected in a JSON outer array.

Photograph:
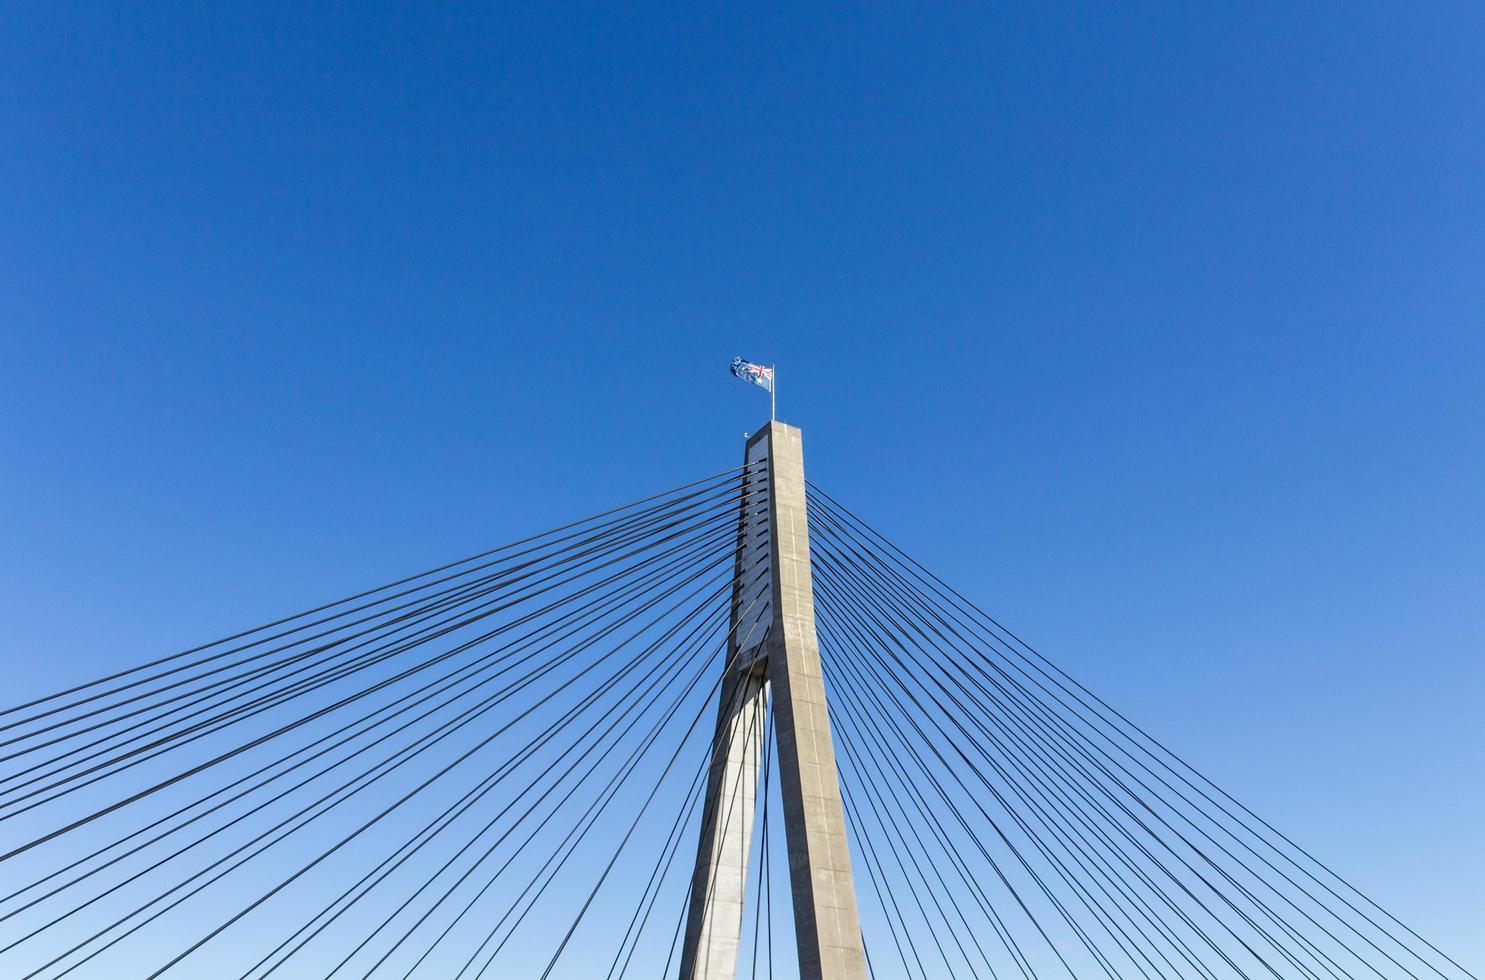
[[730, 357, 774, 392]]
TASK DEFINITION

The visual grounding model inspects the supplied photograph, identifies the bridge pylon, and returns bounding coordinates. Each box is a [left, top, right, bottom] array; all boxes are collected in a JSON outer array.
[[678, 422, 868, 980]]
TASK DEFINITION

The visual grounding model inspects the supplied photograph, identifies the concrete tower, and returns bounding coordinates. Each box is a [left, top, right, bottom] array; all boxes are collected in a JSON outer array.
[[678, 422, 868, 980]]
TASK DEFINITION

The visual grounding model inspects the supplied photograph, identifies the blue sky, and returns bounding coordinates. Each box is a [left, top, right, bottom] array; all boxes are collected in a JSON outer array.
[[2, 1, 1482, 973]]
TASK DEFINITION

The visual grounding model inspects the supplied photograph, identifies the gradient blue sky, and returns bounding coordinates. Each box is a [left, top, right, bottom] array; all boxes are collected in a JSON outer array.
[[2, 0, 1482, 970]]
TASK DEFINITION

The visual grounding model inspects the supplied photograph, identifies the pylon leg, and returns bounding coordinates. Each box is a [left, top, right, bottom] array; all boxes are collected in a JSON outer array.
[[678, 668, 770, 980], [759, 424, 867, 980]]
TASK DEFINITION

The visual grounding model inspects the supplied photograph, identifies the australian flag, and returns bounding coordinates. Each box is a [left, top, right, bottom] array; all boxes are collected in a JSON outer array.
[[730, 356, 774, 392]]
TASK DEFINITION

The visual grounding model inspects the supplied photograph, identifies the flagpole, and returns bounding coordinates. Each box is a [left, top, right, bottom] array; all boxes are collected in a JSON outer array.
[[771, 365, 777, 421]]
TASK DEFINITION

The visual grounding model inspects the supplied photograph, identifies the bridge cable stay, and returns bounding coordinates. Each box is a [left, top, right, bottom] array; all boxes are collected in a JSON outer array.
[[816, 525, 1282, 980], [813, 487, 1449, 974], [2, 468, 811, 977], [0, 468, 764, 818], [20, 472, 766, 974], [0, 507, 766, 944], [811, 481, 1479, 980], [14, 481, 766, 974], [803, 484, 1475, 980], [0, 483, 756, 930], [0, 454, 1476, 979], [207, 492, 772, 974], [813, 513, 1360, 980], [378, 558, 775, 980], [818, 587, 1109, 980], [0, 464, 765, 731], [825, 602, 1228, 980], [821, 551, 1332, 980], [241, 547, 775, 980], [817, 559, 1272, 980]]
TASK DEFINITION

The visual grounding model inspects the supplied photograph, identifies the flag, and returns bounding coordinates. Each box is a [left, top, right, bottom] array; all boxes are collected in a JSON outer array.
[[730, 356, 774, 392]]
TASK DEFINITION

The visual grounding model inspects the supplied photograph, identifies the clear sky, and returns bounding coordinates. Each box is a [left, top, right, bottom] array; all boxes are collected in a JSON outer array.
[[2, 1, 1482, 974]]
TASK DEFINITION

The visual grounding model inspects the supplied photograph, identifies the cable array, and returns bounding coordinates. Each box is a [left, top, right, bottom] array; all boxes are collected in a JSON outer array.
[[0, 464, 774, 978], [2, 459, 1472, 980], [806, 484, 1475, 980]]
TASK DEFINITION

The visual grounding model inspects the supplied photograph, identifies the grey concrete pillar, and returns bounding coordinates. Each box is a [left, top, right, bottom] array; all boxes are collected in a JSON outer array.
[[678, 422, 867, 980], [677, 669, 770, 980], [759, 423, 868, 980]]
